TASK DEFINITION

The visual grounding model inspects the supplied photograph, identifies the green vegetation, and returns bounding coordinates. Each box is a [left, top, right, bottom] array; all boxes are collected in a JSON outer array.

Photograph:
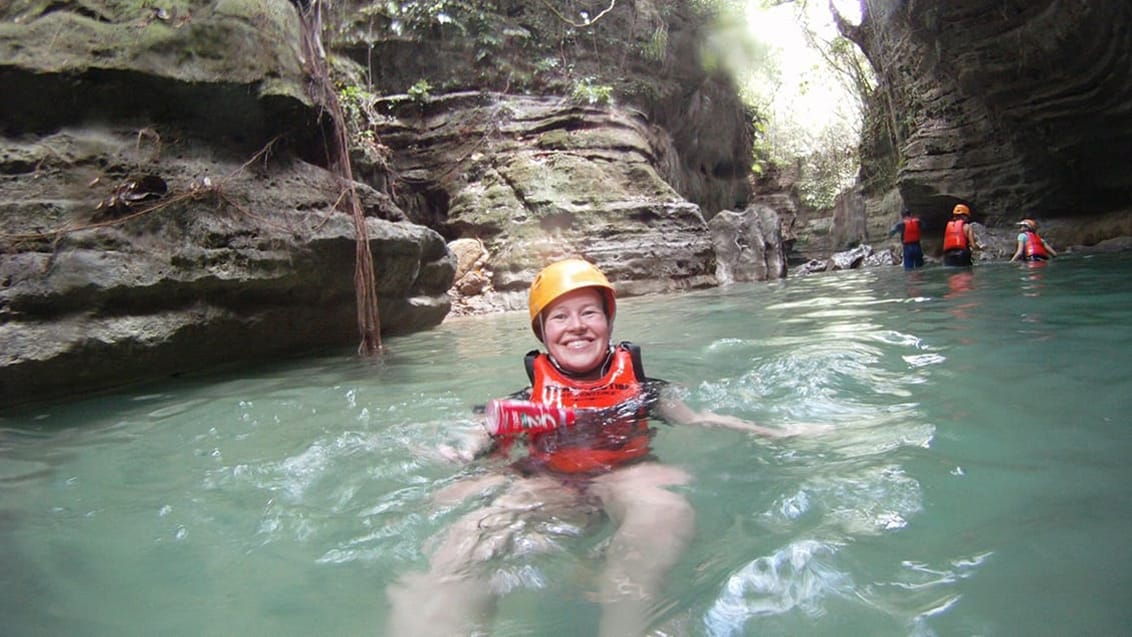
[[640, 24, 669, 62], [328, 0, 701, 100], [407, 79, 432, 102], [570, 77, 613, 105], [739, 0, 874, 209], [323, 0, 871, 212], [338, 83, 373, 123], [336, 81, 382, 150]]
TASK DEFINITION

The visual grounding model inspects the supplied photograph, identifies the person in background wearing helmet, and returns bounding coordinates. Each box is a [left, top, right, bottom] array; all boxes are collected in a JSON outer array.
[[888, 207, 924, 270], [1010, 218, 1057, 262], [388, 258, 812, 637], [941, 203, 983, 267]]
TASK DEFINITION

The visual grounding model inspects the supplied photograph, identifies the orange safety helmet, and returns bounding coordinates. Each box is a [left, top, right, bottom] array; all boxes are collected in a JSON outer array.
[[1017, 218, 1038, 230], [953, 203, 970, 216], [528, 258, 616, 341]]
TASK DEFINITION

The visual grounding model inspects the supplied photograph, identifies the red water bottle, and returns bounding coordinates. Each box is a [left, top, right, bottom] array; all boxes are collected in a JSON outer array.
[[485, 399, 577, 436]]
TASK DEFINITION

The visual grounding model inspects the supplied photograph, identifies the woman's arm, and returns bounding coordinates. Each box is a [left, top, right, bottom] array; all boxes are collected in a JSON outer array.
[[1010, 237, 1025, 261], [968, 225, 985, 251], [652, 382, 834, 437], [655, 391, 798, 437]]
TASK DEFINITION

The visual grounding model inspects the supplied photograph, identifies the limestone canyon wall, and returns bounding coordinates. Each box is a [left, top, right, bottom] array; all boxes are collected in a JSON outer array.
[[0, 0, 454, 407], [843, 0, 1132, 252]]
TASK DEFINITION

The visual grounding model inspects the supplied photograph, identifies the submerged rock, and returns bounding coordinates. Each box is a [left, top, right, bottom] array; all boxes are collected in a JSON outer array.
[[709, 205, 787, 284]]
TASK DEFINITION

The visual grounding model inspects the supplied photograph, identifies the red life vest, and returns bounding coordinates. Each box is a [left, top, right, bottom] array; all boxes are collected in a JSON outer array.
[[902, 217, 921, 244], [1023, 230, 1049, 259], [520, 343, 652, 474], [943, 218, 969, 250]]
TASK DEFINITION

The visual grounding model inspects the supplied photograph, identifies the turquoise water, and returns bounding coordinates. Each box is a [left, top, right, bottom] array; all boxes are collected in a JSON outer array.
[[2, 254, 1131, 636]]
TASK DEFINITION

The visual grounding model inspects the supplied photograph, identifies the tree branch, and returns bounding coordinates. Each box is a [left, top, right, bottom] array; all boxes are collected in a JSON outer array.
[[537, 0, 618, 28]]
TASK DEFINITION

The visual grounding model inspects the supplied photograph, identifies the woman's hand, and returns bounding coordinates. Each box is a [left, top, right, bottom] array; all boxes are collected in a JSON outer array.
[[435, 424, 494, 463]]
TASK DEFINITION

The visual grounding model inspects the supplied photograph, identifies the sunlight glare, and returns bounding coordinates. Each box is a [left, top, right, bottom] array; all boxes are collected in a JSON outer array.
[[743, 1, 861, 136], [831, 0, 863, 26]]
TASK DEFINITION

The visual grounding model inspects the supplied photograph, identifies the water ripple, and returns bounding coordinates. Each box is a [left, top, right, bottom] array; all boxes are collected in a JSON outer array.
[[858, 551, 993, 629], [703, 539, 852, 637], [761, 464, 924, 536]]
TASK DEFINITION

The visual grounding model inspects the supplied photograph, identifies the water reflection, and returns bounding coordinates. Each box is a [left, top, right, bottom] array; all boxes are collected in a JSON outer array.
[[901, 269, 929, 302], [1019, 259, 1048, 298]]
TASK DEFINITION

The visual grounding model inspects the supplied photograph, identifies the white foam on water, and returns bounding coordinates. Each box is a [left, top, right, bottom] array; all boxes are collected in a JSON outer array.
[[703, 539, 852, 636]]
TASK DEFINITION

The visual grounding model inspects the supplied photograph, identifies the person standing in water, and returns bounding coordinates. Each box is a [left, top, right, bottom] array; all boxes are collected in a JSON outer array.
[[387, 258, 805, 637], [941, 203, 983, 267], [888, 207, 924, 270], [1010, 218, 1058, 262]]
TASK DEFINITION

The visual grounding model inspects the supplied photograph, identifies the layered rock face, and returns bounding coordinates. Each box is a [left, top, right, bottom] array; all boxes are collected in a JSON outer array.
[[845, 0, 1132, 249], [0, 0, 454, 407], [0, 0, 777, 406], [334, 0, 761, 305], [364, 92, 720, 310]]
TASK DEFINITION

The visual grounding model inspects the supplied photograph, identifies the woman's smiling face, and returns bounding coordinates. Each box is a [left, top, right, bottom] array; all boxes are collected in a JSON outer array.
[[540, 287, 610, 375]]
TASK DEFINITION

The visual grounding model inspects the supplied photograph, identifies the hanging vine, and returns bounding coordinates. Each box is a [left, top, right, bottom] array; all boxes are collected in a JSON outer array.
[[294, 0, 383, 356]]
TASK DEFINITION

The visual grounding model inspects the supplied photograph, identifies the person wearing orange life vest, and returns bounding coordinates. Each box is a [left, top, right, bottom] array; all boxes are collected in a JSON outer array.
[[387, 258, 802, 637], [888, 207, 924, 269], [942, 203, 984, 267], [512, 259, 789, 471], [1010, 218, 1058, 262]]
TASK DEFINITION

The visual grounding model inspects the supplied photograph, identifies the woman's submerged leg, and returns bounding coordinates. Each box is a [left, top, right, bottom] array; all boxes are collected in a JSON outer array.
[[589, 463, 695, 637], [385, 474, 588, 636], [385, 502, 502, 636]]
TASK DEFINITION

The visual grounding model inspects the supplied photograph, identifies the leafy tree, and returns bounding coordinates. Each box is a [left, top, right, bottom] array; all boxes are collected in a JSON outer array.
[[742, 0, 874, 209]]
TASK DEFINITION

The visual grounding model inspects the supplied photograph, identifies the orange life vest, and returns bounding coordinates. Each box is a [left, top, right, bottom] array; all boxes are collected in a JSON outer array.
[[1023, 230, 1049, 259], [520, 343, 653, 474], [902, 217, 921, 244], [943, 218, 969, 251]]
